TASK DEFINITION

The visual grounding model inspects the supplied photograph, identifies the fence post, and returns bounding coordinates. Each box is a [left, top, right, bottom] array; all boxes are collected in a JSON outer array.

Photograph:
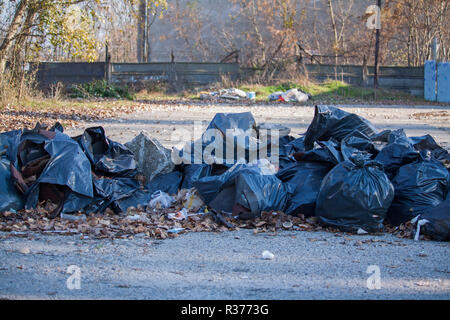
[[105, 44, 111, 83], [168, 50, 179, 92], [362, 55, 368, 87]]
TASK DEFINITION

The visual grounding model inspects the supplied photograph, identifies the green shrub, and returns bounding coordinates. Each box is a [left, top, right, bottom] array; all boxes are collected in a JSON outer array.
[[70, 80, 135, 100]]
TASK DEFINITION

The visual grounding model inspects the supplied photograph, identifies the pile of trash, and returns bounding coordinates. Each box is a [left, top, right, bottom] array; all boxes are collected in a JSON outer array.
[[0, 105, 449, 241], [200, 88, 250, 101], [268, 88, 311, 103], [199, 87, 310, 103]]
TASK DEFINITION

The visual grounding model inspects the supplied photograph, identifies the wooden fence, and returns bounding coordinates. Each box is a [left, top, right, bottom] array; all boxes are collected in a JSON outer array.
[[303, 64, 424, 96], [33, 61, 424, 96], [110, 62, 239, 86]]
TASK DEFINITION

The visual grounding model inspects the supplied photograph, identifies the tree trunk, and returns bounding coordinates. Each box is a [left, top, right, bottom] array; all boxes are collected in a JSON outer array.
[[0, 0, 28, 74], [137, 0, 147, 63], [12, 5, 37, 63], [327, 0, 339, 78], [374, 0, 381, 89]]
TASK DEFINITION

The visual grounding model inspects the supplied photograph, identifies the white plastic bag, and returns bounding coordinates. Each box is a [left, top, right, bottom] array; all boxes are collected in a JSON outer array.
[[149, 190, 174, 209]]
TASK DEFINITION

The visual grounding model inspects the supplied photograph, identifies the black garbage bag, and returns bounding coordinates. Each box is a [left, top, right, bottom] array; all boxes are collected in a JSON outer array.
[[315, 157, 394, 232], [75, 127, 137, 178], [180, 163, 229, 190], [409, 134, 450, 164], [194, 162, 292, 219], [206, 112, 256, 136], [284, 136, 306, 155], [233, 171, 293, 219], [266, 134, 296, 170], [9, 128, 94, 216], [178, 112, 273, 165], [0, 158, 24, 213], [294, 139, 343, 165], [278, 154, 297, 170], [62, 177, 152, 215], [206, 112, 259, 165], [304, 105, 377, 150], [62, 191, 98, 214], [0, 129, 22, 166], [341, 130, 378, 161], [387, 152, 449, 226], [413, 198, 450, 241], [193, 163, 261, 204], [374, 129, 419, 179], [257, 123, 291, 140], [181, 164, 213, 189], [276, 161, 332, 217], [147, 171, 183, 195], [86, 178, 150, 214]]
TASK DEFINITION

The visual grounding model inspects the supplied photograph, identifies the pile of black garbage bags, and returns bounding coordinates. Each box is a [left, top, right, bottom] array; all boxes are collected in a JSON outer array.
[[0, 105, 449, 241]]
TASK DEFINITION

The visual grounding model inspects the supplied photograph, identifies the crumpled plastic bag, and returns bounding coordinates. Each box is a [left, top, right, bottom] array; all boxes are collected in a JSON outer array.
[[200, 88, 248, 100], [149, 190, 174, 209], [268, 89, 310, 103], [218, 88, 248, 100]]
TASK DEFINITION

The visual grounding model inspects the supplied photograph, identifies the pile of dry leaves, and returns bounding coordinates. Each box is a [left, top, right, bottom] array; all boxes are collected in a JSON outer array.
[[0, 203, 418, 241], [0, 101, 151, 132]]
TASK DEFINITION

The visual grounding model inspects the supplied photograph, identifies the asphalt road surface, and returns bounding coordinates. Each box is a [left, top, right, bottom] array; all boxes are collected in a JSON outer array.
[[1, 103, 449, 300]]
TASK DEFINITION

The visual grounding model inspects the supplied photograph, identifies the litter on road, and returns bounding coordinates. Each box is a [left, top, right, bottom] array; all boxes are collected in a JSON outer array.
[[0, 105, 448, 241]]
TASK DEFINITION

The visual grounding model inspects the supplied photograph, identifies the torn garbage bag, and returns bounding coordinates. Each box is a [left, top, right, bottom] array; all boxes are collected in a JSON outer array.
[[304, 105, 377, 150], [387, 152, 449, 226], [276, 161, 332, 217], [315, 157, 394, 232], [75, 127, 137, 177], [10, 127, 94, 216]]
